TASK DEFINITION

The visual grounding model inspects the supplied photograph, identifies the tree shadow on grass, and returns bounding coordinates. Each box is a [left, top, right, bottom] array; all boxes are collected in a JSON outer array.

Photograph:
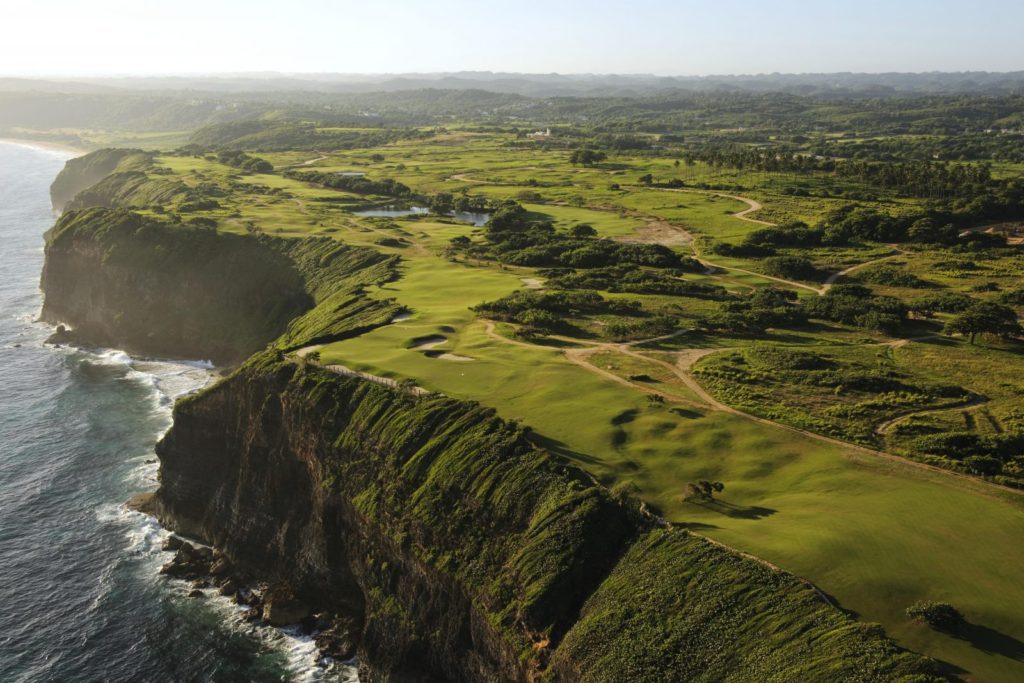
[[955, 621, 1024, 662], [690, 498, 777, 520], [917, 335, 958, 347]]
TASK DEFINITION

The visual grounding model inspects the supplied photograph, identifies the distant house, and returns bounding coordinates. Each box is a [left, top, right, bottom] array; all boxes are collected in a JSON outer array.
[[528, 128, 551, 139]]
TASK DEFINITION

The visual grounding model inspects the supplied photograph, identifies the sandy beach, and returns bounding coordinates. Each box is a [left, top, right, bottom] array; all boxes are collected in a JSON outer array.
[[0, 138, 88, 157]]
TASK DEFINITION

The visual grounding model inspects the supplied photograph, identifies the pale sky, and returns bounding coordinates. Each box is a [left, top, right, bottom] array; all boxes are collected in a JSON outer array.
[[1, 0, 1022, 77]]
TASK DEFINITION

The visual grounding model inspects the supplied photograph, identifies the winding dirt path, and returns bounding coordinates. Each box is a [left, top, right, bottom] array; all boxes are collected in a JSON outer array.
[[479, 321, 1022, 495], [448, 172, 492, 184], [627, 185, 773, 227], [562, 346, 704, 409], [819, 246, 907, 294], [633, 185, 912, 296], [283, 154, 328, 169], [729, 195, 772, 225], [874, 395, 989, 436], [669, 350, 1022, 492], [699, 257, 823, 295]]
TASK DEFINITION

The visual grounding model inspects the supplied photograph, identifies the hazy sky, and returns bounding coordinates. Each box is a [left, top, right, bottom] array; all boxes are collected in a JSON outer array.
[[2, 0, 1022, 77]]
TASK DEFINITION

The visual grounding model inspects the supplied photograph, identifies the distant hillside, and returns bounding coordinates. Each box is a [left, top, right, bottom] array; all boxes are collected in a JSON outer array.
[[16, 71, 1024, 97]]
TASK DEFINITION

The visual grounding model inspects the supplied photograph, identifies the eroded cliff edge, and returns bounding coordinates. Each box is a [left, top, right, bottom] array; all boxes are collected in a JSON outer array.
[[40, 208, 399, 364]]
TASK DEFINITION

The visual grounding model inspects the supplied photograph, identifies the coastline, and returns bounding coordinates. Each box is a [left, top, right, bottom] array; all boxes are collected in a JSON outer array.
[[0, 137, 88, 157]]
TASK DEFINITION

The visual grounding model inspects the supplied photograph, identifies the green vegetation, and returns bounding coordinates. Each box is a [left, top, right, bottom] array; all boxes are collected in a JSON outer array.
[[50, 148, 151, 210], [944, 301, 1023, 344], [553, 530, 940, 682], [906, 602, 967, 634], [42, 94, 1024, 679], [194, 356, 943, 681], [43, 208, 397, 363], [695, 344, 972, 450]]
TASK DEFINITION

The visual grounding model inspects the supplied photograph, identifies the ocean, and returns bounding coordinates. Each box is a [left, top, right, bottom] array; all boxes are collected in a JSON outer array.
[[0, 142, 357, 682]]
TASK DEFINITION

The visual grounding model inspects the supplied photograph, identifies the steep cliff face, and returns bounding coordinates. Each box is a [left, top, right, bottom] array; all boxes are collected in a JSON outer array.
[[151, 357, 944, 682], [40, 208, 399, 364], [49, 148, 151, 212]]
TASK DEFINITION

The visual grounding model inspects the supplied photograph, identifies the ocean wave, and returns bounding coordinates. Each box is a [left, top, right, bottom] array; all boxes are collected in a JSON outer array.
[[73, 342, 351, 680], [141, 516, 360, 682]]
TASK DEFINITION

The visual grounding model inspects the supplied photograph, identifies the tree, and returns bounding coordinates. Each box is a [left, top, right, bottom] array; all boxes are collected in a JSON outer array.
[[945, 301, 1022, 344], [569, 149, 607, 166], [304, 351, 321, 364], [570, 223, 597, 238], [686, 480, 725, 501], [906, 601, 965, 633], [429, 192, 454, 215], [638, 173, 654, 186]]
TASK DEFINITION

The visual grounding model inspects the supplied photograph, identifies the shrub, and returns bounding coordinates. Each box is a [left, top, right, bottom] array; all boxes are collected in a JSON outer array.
[[747, 345, 830, 371], [856, 264, 932, 288], [905, 601, 965, 633], [910, 292, 974, 315], [999, 289, 1024, 306], [762, 255, 819, 281], [964, 455, 1003, 475]]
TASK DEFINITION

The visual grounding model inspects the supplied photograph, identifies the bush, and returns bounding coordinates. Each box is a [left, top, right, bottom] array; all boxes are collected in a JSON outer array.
[[805, 285, 908, 332], [856, 265, 932, 288], [747, 345, 830, 371], [910, 292, 974, 315], [905, 601, 965, 633], [999, 289, 1024, 306], [762, 255, 820, 281], [964, 455, 1003, 475]]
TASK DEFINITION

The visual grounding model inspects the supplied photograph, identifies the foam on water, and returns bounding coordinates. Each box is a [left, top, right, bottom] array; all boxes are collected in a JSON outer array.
[[80, 343, 360, 681]]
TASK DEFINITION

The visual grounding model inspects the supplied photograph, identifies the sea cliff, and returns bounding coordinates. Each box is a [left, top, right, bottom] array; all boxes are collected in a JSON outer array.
[[40, 208, 398, 364], [49, 148, 151, 212]]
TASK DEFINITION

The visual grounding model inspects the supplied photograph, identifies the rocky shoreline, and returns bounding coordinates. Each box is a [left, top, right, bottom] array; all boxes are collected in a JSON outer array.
[[128, 494, 359, 672]]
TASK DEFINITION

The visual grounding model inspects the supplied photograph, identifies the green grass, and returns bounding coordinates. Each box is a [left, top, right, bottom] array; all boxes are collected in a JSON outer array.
[[693, 343, 973, 447], [83, 135, 1024, 681]]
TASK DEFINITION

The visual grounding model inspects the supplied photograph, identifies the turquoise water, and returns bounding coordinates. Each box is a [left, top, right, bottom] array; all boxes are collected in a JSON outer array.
[[0, 142, 356, 682]]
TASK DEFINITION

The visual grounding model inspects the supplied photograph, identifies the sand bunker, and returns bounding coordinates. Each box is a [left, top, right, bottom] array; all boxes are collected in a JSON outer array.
[[409, 335, 447, 350], [412, 335, 475, 361]]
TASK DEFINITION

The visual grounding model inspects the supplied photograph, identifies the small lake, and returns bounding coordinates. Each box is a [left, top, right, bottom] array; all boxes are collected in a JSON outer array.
[[351, 206, 490, 226]]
